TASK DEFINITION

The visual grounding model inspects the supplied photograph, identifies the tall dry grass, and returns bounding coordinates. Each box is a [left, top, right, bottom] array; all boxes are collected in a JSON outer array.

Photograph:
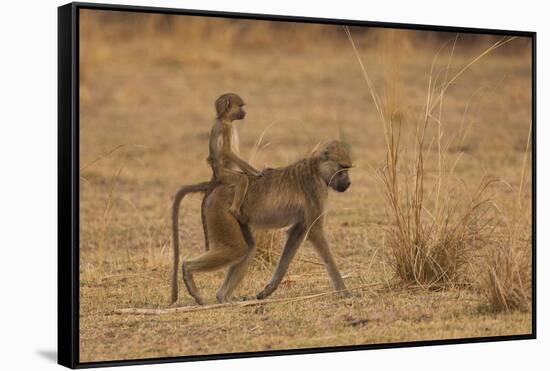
[[479, 124, 532, 312], [345, 27, 518, 288], [93, 151, 127, 272]]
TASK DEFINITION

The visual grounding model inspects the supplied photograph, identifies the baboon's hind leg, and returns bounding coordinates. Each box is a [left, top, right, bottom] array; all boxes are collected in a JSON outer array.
[[181, 261, 203, 305], [182, 247, 245, 305], [216, 224, 257, 303], [228, 175, 250, 224]]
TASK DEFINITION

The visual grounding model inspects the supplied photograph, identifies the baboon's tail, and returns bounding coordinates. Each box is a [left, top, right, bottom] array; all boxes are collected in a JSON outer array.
[[171, 181, 211, 305]]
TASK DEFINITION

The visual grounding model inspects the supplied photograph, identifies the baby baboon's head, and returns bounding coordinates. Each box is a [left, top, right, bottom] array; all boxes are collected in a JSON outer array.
[[315, 140, 352, 192], [215, 93, 246, 122]]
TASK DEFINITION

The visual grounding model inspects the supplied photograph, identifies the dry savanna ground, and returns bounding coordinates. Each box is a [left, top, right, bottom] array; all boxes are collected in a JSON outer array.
[[78, 10, 533, 363]]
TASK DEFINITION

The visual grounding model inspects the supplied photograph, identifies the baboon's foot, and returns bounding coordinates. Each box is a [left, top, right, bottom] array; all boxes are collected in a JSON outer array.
[[229, 207, 249, 224], [215, 292, 229, 304], [193, 296, 205, 306]]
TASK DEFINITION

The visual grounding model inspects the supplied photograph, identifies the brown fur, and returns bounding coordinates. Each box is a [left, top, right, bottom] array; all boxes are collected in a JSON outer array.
[[171, 140, 353, 305]]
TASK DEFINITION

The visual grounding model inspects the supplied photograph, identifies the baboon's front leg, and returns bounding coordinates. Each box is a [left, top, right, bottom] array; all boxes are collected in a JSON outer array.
[[257, 223, 306, 299], [308, 226, 348, 294]]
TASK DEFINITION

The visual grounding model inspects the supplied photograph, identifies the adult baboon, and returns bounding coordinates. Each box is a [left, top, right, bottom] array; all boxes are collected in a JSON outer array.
[[171, 140, 353, 305]]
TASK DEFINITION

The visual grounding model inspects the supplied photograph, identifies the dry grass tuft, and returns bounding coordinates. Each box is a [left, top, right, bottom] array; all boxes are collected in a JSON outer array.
[[479, 124, 532, 312], [345, 28, 516, 288], [480, 239, 532, 312]]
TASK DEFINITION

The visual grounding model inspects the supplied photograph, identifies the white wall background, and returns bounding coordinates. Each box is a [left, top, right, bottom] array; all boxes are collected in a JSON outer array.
[[0, 0, 545, 370]]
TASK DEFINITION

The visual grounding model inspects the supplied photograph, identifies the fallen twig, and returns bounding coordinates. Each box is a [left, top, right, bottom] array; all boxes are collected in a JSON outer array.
[[113, 283, 383, 315]]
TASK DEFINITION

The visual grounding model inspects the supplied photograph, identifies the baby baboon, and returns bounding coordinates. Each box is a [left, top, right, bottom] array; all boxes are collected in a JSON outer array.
[[207, 93, 263, 223], [171, 140, 353, 305], [199, 93, 262, 251]]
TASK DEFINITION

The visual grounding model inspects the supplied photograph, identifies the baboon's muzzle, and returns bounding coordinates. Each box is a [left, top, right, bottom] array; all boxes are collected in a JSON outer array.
[[334, 179, 351, 192]]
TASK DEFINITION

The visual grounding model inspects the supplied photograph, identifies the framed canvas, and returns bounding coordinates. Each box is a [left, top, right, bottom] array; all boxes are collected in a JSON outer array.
[[58, 2, 536, 368]]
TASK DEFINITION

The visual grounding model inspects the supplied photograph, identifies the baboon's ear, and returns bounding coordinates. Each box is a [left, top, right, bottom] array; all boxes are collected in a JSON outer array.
[[215, 96, 229, 117]]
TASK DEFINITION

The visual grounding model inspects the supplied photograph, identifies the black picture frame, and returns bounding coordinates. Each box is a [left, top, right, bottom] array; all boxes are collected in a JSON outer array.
[[58, 2, 537, 369]]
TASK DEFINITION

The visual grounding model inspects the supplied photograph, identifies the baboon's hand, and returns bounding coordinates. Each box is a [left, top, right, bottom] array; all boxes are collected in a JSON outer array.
[[256, 285, 273, 300]]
